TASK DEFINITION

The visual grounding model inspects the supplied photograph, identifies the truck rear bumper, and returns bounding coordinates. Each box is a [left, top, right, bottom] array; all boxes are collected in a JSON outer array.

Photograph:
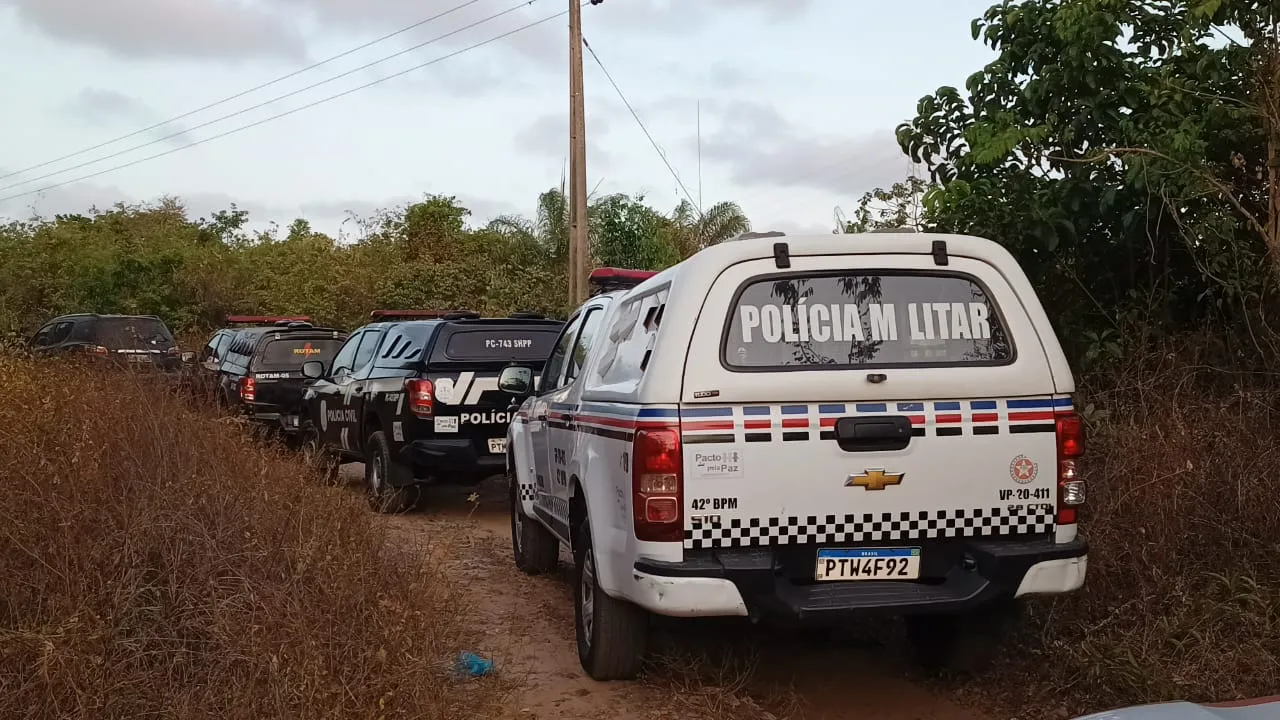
[[245, 410, 303, 434], [631, 537, 1087, 622], [400, 438, 505, 479]]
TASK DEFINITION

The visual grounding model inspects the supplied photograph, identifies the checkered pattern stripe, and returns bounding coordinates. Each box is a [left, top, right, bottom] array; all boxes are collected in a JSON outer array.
[[679, 397, 1070, 444], [518, 484, 536, 502], [683, 506, 1055, 550]]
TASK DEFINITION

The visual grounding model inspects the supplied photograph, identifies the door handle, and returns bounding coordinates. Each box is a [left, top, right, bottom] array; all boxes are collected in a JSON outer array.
[[833, 416, 913, 453]]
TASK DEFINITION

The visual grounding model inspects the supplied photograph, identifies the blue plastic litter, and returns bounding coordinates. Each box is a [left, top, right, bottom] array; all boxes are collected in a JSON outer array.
[[454, 651, 494, 677]]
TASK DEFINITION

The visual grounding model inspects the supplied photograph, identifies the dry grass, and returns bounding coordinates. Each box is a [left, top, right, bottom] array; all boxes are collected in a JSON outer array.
[[0, 356, 509, 719], [968, 350, 1280, 715]]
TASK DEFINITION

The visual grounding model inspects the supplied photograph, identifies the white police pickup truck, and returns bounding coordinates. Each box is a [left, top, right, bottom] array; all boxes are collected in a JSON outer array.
[[498, 232, 1088, 680]]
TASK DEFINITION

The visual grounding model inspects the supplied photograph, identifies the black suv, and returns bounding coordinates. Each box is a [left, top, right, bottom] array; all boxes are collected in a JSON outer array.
[[199, 317, 347, 440], [29, 314, 184, 371], [300, 310, 564, 512]]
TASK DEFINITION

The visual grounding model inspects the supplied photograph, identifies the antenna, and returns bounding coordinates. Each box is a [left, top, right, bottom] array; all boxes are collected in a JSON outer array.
[[697, 99, 703, 212]]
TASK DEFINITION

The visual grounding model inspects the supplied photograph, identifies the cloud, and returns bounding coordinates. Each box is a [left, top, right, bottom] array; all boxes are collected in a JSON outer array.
[[64, 89, 150, 122], [0, 173, 281, 222], [59, 89, 196, 148], [513, 111, 613, 166], [278, 0, 567, 71], [272, 0, 815, 77], [2, 0, 307, 60], [599, 0, 816, 35], [697, 100, 913, 196]]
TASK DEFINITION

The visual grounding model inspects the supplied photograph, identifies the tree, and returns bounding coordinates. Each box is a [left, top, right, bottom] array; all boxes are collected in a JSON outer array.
[[842, 176, 931, 233], [667, 200, 751, 258], [895, 0, 1272, 358]]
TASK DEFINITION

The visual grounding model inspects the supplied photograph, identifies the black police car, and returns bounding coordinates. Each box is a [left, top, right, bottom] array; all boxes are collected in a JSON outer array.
[[300, 309, 563, 512], [198, 316, 347, 440], [29, 313, 186, 371]]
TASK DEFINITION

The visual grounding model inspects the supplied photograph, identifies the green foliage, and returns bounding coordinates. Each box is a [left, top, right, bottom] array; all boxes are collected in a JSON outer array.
[[0, 188, 749, 338], [894, 0, 1275, 368], [843, 176, 932, 233]]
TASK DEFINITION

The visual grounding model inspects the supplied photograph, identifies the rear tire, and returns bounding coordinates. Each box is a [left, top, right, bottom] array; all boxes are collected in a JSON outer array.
[[905, 599, 1022, 675], [574, 518, 647, 680], [510, 468, 559, 575], [365, 431, 417, 514]]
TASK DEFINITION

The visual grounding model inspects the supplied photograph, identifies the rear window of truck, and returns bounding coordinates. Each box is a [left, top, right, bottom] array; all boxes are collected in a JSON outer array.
[[78, 317, 174, 349], [443, 328, 559, 362], [724, 272, 1013, 369], [258, 338, 344, 367]]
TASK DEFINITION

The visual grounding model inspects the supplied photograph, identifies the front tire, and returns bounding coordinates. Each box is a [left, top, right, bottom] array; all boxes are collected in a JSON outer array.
[[574, 519, 647, 680], [365, 431, 417, 514], [301, 425, 340, 485], [510, 468, 559, 575]]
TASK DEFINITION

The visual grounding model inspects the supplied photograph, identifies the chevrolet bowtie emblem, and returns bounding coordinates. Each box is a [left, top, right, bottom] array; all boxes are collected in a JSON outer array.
[[847, 468, 904, 491]]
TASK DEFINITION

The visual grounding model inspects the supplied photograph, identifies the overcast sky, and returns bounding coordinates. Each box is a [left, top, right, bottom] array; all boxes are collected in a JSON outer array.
[[0, 0, 995, 238]]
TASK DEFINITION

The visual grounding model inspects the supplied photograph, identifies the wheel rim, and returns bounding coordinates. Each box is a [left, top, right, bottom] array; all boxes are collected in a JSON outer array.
[[580, 551, 595, 648], [370, 453, 384, 495]]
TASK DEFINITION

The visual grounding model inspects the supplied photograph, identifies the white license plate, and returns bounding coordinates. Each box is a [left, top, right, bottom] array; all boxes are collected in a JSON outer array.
[[815, 547, 921, 581], [487, 438, 507, 454], [124, 354, 150, 362]]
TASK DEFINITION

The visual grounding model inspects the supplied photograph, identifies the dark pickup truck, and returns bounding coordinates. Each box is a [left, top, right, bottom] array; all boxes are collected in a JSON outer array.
[[197, 317, 347, 441], [300, 310, 564, 512], [29, 314, 186, 371]]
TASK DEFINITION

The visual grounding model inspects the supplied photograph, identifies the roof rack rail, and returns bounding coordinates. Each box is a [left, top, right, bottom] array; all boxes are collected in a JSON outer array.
[[369, 310, 443, 320], [225, 315, 312, 325], [866, 226, 920, 233], [441, 311, 482, 320], [508, 312, 546, 320], [728, 230, 785, 242], [588, 267, 657, 296]]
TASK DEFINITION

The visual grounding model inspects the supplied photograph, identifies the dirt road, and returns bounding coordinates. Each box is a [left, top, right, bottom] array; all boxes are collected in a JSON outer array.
[[364, 471, 989, 720]]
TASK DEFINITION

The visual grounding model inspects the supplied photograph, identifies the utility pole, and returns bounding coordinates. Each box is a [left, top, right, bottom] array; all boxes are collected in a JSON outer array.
[[568, 0, 591, 306]]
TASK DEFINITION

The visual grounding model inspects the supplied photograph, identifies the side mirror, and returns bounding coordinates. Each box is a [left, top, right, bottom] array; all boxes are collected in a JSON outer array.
[[498, 366, 533, 396], [301, 360, 325, 379], [180, 351, 196, 364]]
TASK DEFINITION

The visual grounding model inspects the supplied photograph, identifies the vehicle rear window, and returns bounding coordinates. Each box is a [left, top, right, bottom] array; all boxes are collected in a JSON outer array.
[[444, 328, 559, 361], [82, 317, 174, 349], [725, 272, 1012, 369], [258, 338, 344, 367]]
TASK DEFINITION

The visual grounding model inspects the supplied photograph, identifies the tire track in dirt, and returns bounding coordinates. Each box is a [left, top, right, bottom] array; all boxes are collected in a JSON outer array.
[[362, 470, 987, 720]]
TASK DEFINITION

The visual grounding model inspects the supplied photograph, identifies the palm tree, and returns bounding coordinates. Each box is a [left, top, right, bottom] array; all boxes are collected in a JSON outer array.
[[667, 199, 751, 259]]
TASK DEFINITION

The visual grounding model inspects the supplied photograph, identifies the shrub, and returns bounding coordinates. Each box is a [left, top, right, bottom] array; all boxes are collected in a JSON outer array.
[[0, 356, 504, 719], [986, 348, 1280, 714]]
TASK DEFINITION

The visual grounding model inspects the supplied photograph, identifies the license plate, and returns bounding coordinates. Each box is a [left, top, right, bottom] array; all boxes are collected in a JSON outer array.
[[125, 354, 150, 363], [815, 547, 921, 581], [487, 438, 507, 454]]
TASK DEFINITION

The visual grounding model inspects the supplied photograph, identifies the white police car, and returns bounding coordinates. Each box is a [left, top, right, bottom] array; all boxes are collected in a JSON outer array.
[[498, 232, 1088, 680]]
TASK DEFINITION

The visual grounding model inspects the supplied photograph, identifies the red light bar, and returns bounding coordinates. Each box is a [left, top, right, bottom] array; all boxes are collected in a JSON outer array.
[[588, 268, 656, 296], [225, 315, 311, 325]]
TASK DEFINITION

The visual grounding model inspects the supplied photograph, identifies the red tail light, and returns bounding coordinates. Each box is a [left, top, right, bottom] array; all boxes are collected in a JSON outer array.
[[405, 379, 434, 417], [632, 425, 682, 542], [1055, 411, 1085, 524], [239, 376, 256, 403]]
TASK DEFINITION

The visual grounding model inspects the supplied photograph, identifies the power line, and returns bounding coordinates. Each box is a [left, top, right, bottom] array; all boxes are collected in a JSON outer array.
[[0, 0, 488, 184], [0, 0, 541, 194], [0, 7, 576, 205], [581, 36, 700, 214]]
